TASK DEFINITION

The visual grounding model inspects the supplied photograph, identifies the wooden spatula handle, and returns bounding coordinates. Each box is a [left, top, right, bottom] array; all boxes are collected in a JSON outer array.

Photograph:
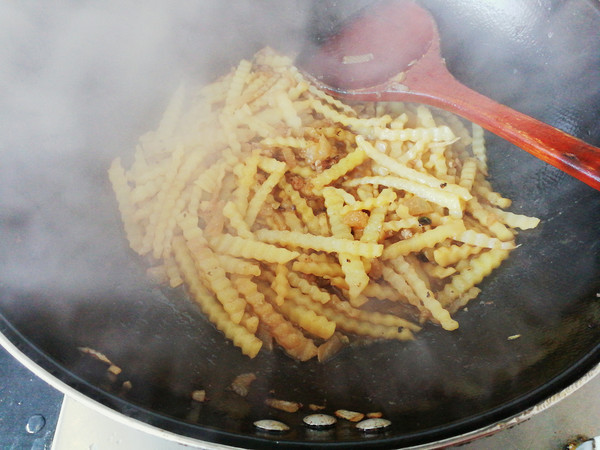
[[399, 73, 600, 190]]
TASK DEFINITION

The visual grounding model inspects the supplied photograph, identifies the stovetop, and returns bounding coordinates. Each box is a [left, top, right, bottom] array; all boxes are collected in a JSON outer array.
[[1, 344, 599, 450], [0, 346, 62, 449]]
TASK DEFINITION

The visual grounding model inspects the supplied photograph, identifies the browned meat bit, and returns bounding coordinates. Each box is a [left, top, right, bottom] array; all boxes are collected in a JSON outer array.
[[306, 136, 335, 170], [265, 398, 302, 413], [405, 196, 432, 216], [335, 409, 365, 422], [320, 154, 342, 170], [309, 403, 326, 411], [333, 139, 347, 151], [280, 147, 297, 168], [255, 171, 267, 184], [230, 372, 257, 397], [343, 210, 369, 229], [288, 173, 306, 191], [366, 412, 383, 418]]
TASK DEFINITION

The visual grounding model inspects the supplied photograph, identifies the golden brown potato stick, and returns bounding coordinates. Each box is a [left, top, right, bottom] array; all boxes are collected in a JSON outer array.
[[328, 294, 421, 332], [356, 135, 471, 200], [433, 244, 482, 267], [223, 201, 253, 239], [437, 249, 510, 307], [256, 229, 383, 258], [210, 234, 300, 264], [345, 175, 464, 218], [245, 158, 286, 227], [388, 257, 458, 331], [234, 277, 318, 361], [289, 288, 414, 341], [185, 236, 247, 325], [172, 238, 262, 358], [271, 264, 289, 306], [215, 254, 261, 276], [291, 260, 344, 278], [287, 271, 331, 304], [323, 187, 369, 300], [108, 158, 144, 253], [277, 295, 336, 340], [310, 147, 366, 190], [382, 220, 466, 260]]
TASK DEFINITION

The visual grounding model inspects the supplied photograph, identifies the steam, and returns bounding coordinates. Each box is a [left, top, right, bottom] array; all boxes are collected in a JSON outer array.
[[0, 1, 315, 296], [0, 2, 319, 411]]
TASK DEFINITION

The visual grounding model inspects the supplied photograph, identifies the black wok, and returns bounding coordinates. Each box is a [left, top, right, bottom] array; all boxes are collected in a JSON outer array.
[[1, 1, 599, 448]]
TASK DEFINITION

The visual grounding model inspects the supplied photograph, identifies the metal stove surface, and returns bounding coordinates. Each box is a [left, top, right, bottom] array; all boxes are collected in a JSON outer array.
[[0, 346, 62, 449], [1, 345, 599, 450]]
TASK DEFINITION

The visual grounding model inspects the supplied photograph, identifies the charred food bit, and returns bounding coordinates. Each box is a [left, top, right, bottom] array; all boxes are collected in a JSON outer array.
[[253, 419, 290, 433], [309, 403, 326, 411], [334, 409, 365, 422], [265, 398, 302, 413], [418, 216, 432, 226], [343, 210, 369, 229]]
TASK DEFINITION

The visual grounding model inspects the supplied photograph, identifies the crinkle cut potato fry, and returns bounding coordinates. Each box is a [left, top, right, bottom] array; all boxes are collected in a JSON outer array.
[[109, 47, 540, 361]]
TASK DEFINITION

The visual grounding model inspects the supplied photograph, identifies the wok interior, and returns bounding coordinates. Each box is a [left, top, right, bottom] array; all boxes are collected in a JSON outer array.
[[1, 1, 599, 447]]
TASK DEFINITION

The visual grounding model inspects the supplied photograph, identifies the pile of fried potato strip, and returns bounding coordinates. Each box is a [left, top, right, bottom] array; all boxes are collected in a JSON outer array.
[[109, 47, 539, 362]]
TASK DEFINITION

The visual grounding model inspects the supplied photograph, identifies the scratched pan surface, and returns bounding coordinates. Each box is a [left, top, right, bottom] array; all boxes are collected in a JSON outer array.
[[0, 1, 599, 448]]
